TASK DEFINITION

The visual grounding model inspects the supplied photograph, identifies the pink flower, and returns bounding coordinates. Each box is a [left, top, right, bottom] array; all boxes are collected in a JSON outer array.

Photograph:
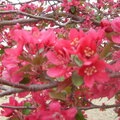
[[54, 39, 73, 55], [69, 28, 85, 47], [2, 56, 23, 83], [76, 33, 97, 62], [46, 39, 73, 78], [5, 42, 24, 56], [111, 17, 120, 33], [79, 59, 109, 88], [46, 51, 72, 78], [40, 29, 57, 47]]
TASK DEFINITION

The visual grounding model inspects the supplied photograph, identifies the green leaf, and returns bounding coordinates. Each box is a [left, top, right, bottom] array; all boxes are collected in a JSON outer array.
[[57, 78, 72, 92], [20, 77, 30, 84], [64, 86, 72, 94], [24, 102, 32, 106], [76, 110, 87, 120], [22, 109, 31, 115], [103, 5, 108, 9], [32, 55, 45, 65], [0, 49, 4, 54], [70, 6, 76, 14], [72, 72, 83, 87], [96, 16, 100, 21], [22, 102, 32, 115], [8, 117, 20, 120], [72, 55, 83, 67], [42, 23, 49, 27], [17, 64, 32, 72], [115, 91, 120, 100], [68, 63, 74, 67], [100, 42, 114, 58], [56, 76, 64, 81], [58, 34, 65, 38], [96, 15, 102, 22], [47, 64, 57, 68], [38, 48, 44, 53], [66, 23, 77, 28], [18, 55, 31, 62], [68, 0, 72, 2], [3, 16, 12, 20], [49, 91, 66, 101]]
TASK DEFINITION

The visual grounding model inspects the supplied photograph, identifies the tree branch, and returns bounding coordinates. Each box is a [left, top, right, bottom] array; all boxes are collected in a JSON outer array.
[[0, 78, 58, 89], [0, 80, 58, 97], [0, 18, 39, 26], [0, 78, 31, 89], [110, 72, 120, 78], [0, 105, 36, 109], [0, 88, 25, 97], [0, 10, 85, 26], [63, 99, 120, 111], [0, 69, 120, 97], [0, 86, 8, 91], [77, 103, 120, 111]]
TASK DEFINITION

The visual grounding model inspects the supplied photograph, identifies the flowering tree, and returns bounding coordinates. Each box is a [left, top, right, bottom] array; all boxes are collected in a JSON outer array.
[[0, 0, 120, 119]]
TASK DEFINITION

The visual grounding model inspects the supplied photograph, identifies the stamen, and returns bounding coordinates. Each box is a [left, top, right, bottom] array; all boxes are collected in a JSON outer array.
[[71, 38, 79, 45], [84, 47, 94, 57], [84, 66, 97, 76]]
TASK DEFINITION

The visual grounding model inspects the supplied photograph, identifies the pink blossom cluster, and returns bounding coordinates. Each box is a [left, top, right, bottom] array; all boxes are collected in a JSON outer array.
[[0, 0, 120, 119]]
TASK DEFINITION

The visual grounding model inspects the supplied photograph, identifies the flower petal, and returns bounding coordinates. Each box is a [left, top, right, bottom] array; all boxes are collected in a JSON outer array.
[[112, 35, 120, 43], [47, 66, 66, 78]]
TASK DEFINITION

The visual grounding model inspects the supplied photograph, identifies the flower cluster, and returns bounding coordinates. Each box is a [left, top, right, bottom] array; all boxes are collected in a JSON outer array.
[[0, 0, 120, 119]]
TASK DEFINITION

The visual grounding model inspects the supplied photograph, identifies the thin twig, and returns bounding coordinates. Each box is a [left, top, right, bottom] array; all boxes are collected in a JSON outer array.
[[77, 103, 120, 111]]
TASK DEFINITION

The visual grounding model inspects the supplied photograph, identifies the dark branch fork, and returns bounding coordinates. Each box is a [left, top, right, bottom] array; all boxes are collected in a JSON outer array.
[[0, 69, 120, 95], [0, 10, 85, 26], [0, 78, 58, 97]]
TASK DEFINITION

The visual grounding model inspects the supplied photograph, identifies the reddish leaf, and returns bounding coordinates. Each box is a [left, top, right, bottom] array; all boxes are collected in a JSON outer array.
[[57, 78, 72, 92]]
